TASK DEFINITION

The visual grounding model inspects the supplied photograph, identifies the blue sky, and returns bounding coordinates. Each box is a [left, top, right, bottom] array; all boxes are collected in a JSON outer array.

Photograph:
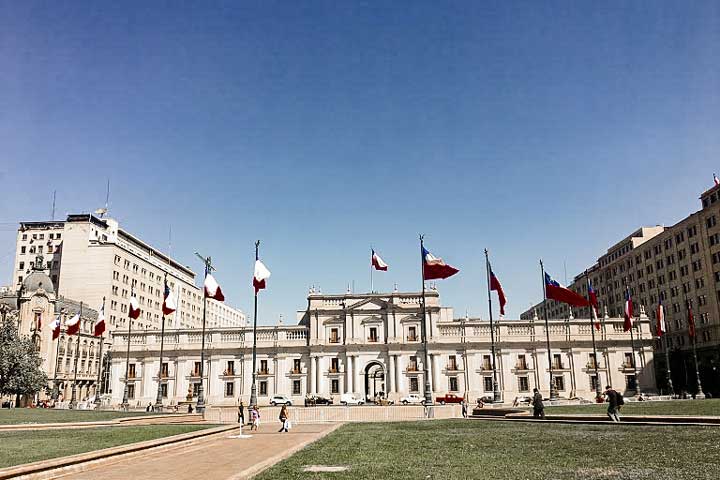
[[1, 1, 718, 323]]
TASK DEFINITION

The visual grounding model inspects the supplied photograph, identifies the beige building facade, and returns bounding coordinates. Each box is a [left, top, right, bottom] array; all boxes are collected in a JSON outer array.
[[108, 291, 655, 408], [12, 214, 245, 333], [521, 181, 720, 396]]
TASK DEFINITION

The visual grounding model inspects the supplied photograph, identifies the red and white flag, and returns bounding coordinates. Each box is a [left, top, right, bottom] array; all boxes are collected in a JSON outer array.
[[50, 315, 61, 340], [422, 247, 459, 280], [253, 260, 271, 294], [623, 287, 633, 332], [371, 250, 388, 271], [162, 281, 177, 315], [94, 302, 106, 337], [129, 295, 141, 320], [66, 313, 81, 336], [656, 300, 666, 337], [714, 173, 719, 186], [204, 273, 225, 301]]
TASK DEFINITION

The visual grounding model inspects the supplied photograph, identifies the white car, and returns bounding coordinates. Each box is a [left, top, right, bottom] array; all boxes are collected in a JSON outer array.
[[400, 394, 424, 405], [270, 395, 292, 406], [340, 393, 364, 405]]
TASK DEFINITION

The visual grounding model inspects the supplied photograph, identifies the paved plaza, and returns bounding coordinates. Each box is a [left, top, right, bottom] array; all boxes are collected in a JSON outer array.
[[55, 422, 339, 480]]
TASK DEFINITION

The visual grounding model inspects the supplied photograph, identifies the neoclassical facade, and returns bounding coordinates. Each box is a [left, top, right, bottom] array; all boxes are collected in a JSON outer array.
[[108, 290, 656, 407], [0, 261, 104, 406]]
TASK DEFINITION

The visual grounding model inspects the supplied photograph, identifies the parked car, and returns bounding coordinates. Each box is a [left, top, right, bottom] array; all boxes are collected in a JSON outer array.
[[435, 393, 464, 405], [400, 394, 425, 405], [340, 393, 364, 405], [270, 395, 292, 406], [477, 395, 494, 404], [304, 395, 333, 406]]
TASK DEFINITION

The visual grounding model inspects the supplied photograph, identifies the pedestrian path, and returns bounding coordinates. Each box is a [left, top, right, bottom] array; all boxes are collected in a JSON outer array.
[[57, 422, 340, 480]]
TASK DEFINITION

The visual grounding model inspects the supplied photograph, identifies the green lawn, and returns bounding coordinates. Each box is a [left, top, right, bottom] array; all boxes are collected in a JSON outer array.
[[541, 398, 720, 416], [255, 420, 720, 480], [0, 409, 160, 425], [0, 424, 214, 469]]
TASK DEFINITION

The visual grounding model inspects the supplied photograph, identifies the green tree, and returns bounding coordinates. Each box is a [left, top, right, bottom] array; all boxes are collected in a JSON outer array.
[[0, 317, 48, 398]]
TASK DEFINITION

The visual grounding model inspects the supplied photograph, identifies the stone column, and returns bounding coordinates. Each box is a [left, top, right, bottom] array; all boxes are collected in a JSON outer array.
[[396, 355, 404, 393], [432, 354, 440, 393], [315, 356, 322, 395], [309, 355, 316, 394], [388, 355, 395, 393], [351, 356, 357, 393]]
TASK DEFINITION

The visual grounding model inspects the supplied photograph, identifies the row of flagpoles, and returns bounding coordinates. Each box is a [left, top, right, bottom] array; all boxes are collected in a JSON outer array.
[[43, 234, 702, 405]]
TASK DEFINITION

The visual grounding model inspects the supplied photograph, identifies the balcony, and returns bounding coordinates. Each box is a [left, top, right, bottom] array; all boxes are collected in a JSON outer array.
[[446, 364, 460, 372], [407, 336, 419, 342], [328, 368, 342, 375], [406, 366, 419, 373], [514, 363, 529, 371], [221, 369, 236, 377], [289, 368, 303, 375], [552, 364, 566, 371], [257, 369, 272, 376], [328, 338, 340, 344], [367, 337, 379, 343]]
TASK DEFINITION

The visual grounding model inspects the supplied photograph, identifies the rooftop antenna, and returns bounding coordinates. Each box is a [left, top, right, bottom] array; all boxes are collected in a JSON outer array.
[[51, 190, 56, 220], [95, 179, 110, 218]]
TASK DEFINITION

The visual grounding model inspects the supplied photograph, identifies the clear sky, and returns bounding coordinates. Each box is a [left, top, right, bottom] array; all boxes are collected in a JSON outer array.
[[1, 1, 718, 323]]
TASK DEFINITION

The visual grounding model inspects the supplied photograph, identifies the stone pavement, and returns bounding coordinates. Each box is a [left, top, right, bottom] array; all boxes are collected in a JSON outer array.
[[56, 422, 341, 480]]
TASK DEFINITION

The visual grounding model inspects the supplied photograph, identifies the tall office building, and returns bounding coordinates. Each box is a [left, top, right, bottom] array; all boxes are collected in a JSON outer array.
[[521, 180, 720, 396], [12, 214, 245, 332]]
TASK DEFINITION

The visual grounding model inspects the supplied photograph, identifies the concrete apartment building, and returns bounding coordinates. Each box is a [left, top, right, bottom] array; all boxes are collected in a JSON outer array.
[[12, 214, 245, 332], [521, 181, 720, 397], [108, 290, 654, 408]]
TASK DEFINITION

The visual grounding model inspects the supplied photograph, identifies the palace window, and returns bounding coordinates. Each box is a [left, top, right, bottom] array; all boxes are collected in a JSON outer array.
[[448, 355, 457, 370], [260, 360, 268, 374], [225, 382, 234, 397], [552, 354, 563, 370], [160, 383, 168, 398], [331, 379, 340, 394], [127, 384, 135, 399], [553, 375, 565, 392], [160, 362, 169, 377], [369, 327, 378, 342], [410, 377, 419, 392], [226, 361, 235, 376], [408, 356, 418, 372], [449, 377, 459, 392], [193, 361, 201, 377], [517, 355, 527, 370], [293, 359, 301, 374], [329, 328, 339, 343], [482, 355, 492, 370], [590, 375, 599, 391], [483, 376, 493, 392], [293, 380, 301, 395], [518, 376, 529, 392], [259, 381, 267, 396], [407, 326, 418, 342], [330, 358, 339, 373], [128, 364, 136, 379]]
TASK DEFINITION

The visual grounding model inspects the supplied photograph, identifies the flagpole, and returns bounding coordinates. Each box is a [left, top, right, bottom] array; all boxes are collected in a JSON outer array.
[[419, 235, 433, 405], [250, 241, 260, 408], [196, 258, 211, 414], [626, 286, 640, 395], [51, 319, 62, 401], [155, 274, 168, 410], [70, 302, 83, 409], [485, 249, 501, 403], [685, 294, 703, 397], [122, 291, 133, 411], [585, 272, 601, 400], [94, 297, 106, 407], [370, 248, 374, 293], [540, 260, 556, 400], [654, 287, 673, 395]]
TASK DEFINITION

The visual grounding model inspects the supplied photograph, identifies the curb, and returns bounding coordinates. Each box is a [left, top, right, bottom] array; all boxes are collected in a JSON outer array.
[[470, 415, 720, 427], [233, 423, 345, 480], [0, 413, 204, 432], [0, 424, 237, 480]]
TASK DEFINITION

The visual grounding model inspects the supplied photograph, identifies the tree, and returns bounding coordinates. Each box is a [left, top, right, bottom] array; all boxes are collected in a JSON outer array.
[[0, 316, 48, 399]]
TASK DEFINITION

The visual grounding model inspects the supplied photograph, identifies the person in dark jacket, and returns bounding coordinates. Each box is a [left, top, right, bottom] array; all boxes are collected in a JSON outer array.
[[278, 405, 289, 433], [238, 401, 245, 425], [532, 388, 545, 419], [604, 385, 620, 422]]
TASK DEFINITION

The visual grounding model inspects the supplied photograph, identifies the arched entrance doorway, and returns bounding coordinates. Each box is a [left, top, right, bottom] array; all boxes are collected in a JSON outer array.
[[364, 362, 385, 401]]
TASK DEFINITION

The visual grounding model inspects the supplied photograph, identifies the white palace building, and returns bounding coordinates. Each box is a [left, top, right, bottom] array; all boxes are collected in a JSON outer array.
[[108, 289, 656, 407]]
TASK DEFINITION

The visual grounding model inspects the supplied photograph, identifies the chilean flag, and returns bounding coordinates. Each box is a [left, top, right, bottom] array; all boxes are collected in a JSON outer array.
[[489, 269, 507, 316], [129, 295, 141, 320], [371, 250, 388, 271], [162, 281, 177, 315], [94, 302, 106, 337], [623, 287, 633, 332], [50, 315, 61, 340], [587, 278, 600, 331], [714, 173, 719, 186], [656, 299, 666, 337], [66, 313, 81, 336], [545, 273, 589, 307], [253, 260, 271, 294], [422, 247, 459, 280], [687, 300, 696, 338], [204, 273, 225, 301]]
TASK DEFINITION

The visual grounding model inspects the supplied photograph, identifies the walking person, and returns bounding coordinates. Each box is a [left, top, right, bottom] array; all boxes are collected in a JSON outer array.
[[461, 400, 468, 419], [532, 388, 545, 419], [604, 385, 621, 422], [278, 404, 290, 433], [250, 405, 260, 431], [238, 401, 245, 425]]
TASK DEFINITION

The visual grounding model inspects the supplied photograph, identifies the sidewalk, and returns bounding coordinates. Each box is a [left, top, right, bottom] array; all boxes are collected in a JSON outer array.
[[56, 422, 340, 480]]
